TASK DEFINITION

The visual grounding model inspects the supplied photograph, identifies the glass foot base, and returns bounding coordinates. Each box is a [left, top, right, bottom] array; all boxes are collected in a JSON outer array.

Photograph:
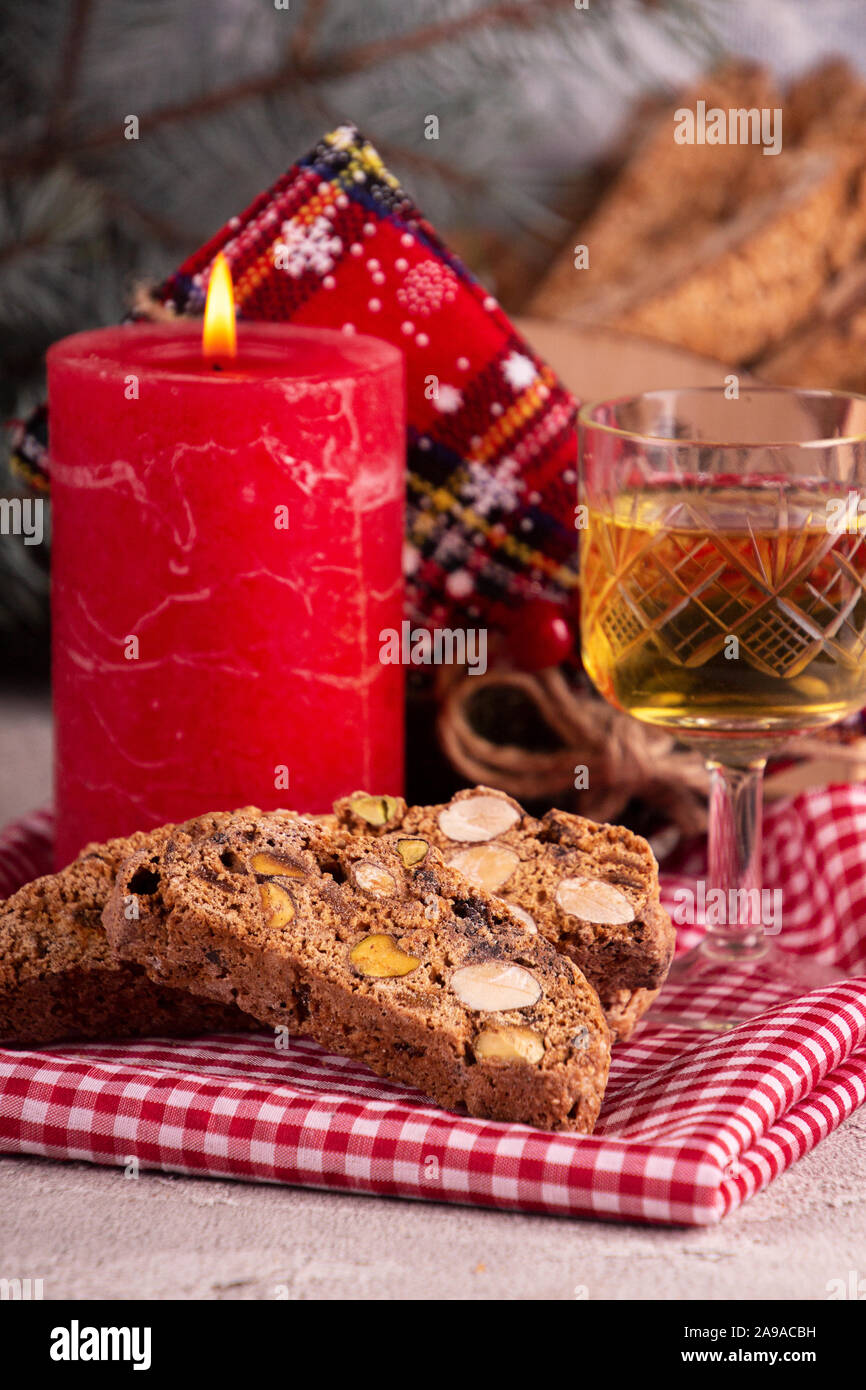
[[646, 938, 848, 1032]]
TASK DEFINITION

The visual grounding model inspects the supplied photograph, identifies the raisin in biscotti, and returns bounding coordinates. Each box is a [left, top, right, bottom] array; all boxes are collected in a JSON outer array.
[[102, 814, 611, 1133], [333, 788, 675, 1042], [0, 812, 259, 1046]]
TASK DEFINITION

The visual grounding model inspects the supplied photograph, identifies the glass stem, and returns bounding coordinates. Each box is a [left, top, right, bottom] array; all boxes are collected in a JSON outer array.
[[702, 754, 768, 962]]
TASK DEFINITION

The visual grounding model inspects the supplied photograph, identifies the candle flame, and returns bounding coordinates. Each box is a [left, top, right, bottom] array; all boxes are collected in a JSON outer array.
[[202, 253, 237, 358]]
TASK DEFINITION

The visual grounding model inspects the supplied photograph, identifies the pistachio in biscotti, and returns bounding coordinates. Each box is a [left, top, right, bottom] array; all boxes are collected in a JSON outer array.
[[347, 792, 402, 828], [250, 851, 305, 879], [102, 814, 612, 1133], [260, 880, 295, 928], [396, 837, 428, 868], [331, 785, 676, 1039], [350, 933, 421, 978]]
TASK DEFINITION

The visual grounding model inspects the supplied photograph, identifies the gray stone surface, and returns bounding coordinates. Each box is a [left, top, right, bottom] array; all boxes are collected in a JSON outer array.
[[1, 1103, 866, 1301], [0, 690, 52, 826], [1, 694, 865, 1301]]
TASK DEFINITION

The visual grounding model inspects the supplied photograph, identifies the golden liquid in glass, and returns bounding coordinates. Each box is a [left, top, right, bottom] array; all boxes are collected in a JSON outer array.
[[581, 487, 866, 733]]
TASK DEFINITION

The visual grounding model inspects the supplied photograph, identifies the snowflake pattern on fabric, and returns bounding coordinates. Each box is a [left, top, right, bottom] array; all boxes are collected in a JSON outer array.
[[16, 125, 579, 634], [459, 457, 524, 517], [502, 350, 539, 391], [275, 214, 343, 278], [432, 384, 463, 414], [445, 568, 474, 599], [431, 526, 472, 565]]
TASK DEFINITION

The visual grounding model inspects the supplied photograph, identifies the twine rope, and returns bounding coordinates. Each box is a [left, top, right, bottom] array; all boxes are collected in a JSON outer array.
[[438, 668, 866, 834]]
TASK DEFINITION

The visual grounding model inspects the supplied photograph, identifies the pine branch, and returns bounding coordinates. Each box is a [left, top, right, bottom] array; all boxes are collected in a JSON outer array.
[[301, 0, 570, 78], [0, 226, 55, 269], [40, 0, 94, 141], [369, 136, 480, 193], [0, 0, 580, 174], [289, 0, 331, 67], [102, 187, 189, 250]]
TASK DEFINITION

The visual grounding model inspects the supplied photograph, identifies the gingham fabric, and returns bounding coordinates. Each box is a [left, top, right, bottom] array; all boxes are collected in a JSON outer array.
[[11, 125, 578, 633], [1, 794, 865, 1226]]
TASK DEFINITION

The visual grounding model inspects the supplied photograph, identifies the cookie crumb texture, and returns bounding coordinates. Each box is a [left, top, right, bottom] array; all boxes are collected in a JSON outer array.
[[0, 811, 260, 1046], [104, 816, 611, 1133], [334, 787, 676, 1040]]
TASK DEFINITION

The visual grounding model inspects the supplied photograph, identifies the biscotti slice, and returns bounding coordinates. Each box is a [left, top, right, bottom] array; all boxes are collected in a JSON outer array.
[[103, 814, 611, 1133], [0, 811, 260, 1046], [561, 149, 866, 363], [334, 787, 675, 1042], [529, 62, 780, 317], [756, 256, 866, 393], [595, 985, 655, 1039], [758, 308, 866, 393], [785, 59, 866, 148]]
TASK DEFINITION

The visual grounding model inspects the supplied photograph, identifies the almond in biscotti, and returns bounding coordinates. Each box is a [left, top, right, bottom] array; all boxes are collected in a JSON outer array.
[[437, 794, 520, 842], [449, 961, 542, 1012], [448, 843, 519, 893], [331, 786, 676, 1043], [103, 814, 611, 1133], [555, 876, 634, 925], [352, 862, 398, 897], [497, 900, 537, 934], [473, 1025, 545, 1064]]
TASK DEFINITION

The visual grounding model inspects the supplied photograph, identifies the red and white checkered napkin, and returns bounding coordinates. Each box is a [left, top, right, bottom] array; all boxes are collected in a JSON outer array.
[[1, 792, 865, 1226]]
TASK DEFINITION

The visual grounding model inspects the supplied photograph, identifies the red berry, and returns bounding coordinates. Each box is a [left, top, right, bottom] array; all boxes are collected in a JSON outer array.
[[507, 600, 574, 671]]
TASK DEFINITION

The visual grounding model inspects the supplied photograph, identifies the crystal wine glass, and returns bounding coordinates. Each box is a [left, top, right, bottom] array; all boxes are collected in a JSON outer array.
[[579, 387, 866, 1026]]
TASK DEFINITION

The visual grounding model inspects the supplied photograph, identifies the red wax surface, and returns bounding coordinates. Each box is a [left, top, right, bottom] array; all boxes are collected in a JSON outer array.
[[48, 322, 405, 867]]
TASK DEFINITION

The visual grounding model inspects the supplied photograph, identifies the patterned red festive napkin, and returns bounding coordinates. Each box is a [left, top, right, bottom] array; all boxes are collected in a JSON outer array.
[[2, 792, 865, 1226], [13, 125, 578, 634]]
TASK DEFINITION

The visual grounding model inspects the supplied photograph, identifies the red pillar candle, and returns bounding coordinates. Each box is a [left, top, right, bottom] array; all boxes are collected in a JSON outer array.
[[47, 321, 405, 867]]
